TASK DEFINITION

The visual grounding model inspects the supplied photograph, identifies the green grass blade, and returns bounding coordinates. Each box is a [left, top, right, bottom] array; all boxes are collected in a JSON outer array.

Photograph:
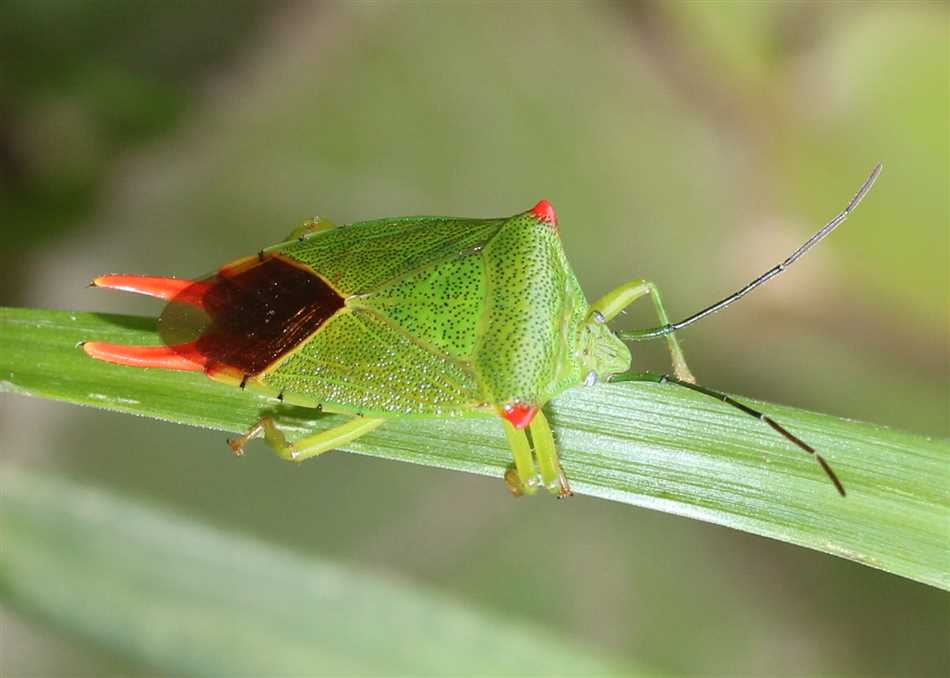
[[0, 468, 627, 676], [2, 307, 948, 590]]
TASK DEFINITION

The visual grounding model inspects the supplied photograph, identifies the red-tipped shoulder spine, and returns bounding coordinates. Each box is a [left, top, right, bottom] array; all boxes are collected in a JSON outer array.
[[529, 200, 557, 229], [92, 275, 212, 308], [82, 341, 208, 371], [501, 403, 539, 429]]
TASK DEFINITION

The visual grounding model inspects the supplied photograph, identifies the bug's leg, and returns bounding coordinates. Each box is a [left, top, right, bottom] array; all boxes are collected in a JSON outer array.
[[501, 419, 540, 496], [589, 279, 694, 383], [285, 216, 337, 241], [228, 415, 384, 462], [528, 409, 572, 497], [610, 371, 846, 496]]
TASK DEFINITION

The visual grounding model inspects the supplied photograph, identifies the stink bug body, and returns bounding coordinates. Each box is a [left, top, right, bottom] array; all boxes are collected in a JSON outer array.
[[83, 165, 881, 497]]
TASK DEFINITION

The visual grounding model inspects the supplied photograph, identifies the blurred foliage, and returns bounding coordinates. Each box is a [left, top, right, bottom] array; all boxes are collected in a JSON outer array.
[[2, 470, 626, 676], [1, 1, 948, 676], [0, 0, 281, 248]]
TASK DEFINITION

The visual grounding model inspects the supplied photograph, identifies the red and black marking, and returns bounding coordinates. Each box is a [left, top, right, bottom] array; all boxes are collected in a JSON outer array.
[[86, 255, 344, 377], [184, 256, 342, 374]]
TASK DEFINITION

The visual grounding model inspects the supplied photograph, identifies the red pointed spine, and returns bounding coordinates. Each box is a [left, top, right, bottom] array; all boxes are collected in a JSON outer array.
[[529, 200, 557, 230], [82, 341, 208, 371], [92, 275, 212, 308]]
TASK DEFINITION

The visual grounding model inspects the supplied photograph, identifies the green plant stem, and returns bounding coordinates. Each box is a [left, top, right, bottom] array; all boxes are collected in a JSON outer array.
[[2, 307, 948, 589]]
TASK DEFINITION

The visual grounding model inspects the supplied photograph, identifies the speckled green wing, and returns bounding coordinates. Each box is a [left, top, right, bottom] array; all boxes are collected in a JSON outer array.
[[274, 216, 505, 295], [260, 216, 506, 416], [262, 308, 485, 417], [356, 254, 485, 359]]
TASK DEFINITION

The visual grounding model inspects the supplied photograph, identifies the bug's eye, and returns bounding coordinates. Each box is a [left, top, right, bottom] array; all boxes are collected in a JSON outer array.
[[528, 199, 558, 234]]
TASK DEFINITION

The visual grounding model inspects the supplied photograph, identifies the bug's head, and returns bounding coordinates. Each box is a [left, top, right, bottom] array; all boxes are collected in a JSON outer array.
[[577, 314, 631, 383]]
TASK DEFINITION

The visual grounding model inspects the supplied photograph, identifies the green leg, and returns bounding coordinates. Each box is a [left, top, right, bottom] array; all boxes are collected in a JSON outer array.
[[528, 410, 572, 497], [285, 216, 337, 241], [589, 278, 695, 383], [501, 419, 540, 496], [228, 415, 384, 462]]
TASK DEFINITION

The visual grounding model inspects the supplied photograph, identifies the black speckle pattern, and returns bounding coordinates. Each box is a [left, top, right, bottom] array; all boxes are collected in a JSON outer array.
[[359, 255, 483, 358], [473, 214, 585, 406]]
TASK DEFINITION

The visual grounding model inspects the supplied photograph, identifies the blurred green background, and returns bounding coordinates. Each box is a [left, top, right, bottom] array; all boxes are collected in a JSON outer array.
[[2, 1, 948, 676]]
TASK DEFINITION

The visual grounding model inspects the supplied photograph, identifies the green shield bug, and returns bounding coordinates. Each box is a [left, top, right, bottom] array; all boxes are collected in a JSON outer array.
[[83, 164, 881, 498]]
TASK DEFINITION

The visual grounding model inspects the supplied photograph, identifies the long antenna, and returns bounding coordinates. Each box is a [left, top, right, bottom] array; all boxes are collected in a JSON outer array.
[[619, 163, 882, 342], [611, 371, 846, 496]]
